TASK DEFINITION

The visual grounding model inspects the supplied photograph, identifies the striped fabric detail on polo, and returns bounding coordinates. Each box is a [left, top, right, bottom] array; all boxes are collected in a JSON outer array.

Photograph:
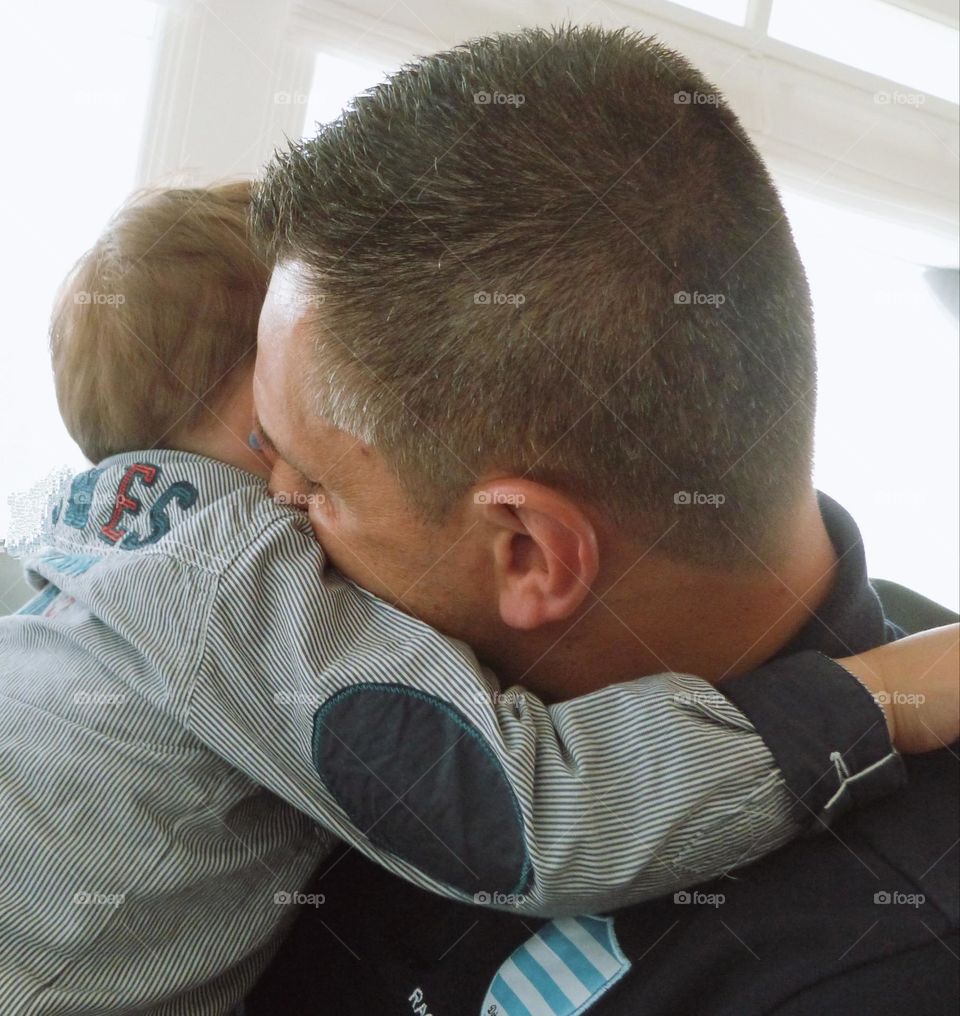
[[482, 916, 631, 1015]]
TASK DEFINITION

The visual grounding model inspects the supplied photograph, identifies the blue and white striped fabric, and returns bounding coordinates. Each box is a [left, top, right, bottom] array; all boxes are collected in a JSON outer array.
[[482, 916, 631, 1016], [0, 450, 798, 1014]]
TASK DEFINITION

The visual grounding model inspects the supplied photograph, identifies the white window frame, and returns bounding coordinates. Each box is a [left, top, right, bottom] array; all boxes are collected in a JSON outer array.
[[137, 1, 958, 245]]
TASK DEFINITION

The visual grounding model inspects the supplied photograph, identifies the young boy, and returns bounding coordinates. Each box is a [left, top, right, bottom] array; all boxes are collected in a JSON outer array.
[[1, 182, 954, 1015]]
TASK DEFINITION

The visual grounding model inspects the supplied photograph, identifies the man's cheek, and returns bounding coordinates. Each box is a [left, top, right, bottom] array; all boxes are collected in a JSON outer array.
[[306, 510, 367, 578], [313, 524, 398, 597]]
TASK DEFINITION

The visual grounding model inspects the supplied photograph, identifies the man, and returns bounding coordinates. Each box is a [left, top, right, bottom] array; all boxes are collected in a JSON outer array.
[[245, 27, 958, 1015]]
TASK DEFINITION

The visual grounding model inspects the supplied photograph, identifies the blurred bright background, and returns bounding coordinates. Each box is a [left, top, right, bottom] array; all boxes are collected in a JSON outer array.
[[1, 0, 957, 609]]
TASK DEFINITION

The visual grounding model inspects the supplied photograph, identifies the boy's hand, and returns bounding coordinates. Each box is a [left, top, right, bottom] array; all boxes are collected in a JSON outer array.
[[836, 623, 959, 754]]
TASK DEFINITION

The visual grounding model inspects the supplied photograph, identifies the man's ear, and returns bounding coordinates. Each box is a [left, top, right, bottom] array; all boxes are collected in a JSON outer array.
[[471, 479, 599, 630]]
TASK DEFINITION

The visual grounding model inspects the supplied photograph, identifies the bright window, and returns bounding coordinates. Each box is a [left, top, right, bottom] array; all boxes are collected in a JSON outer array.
[[0, 0, 160, 546], [671, 0, 750, 25], [770, 0, 960, 102], [302, 52, 396, 136], [782, 187, 959, 608]]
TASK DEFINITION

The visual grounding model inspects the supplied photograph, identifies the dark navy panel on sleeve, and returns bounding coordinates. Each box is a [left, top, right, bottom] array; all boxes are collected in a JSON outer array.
[[312, 682, 531, 898]]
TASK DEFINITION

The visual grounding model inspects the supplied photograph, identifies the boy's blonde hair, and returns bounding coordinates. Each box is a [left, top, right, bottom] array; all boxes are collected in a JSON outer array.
[[50, 181, 273, 463]]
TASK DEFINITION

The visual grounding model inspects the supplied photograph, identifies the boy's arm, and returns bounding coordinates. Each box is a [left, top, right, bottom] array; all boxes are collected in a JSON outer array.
[[722, 623, 959, 833], [833, 623, 959, 754], [186, 513, 944, 917]]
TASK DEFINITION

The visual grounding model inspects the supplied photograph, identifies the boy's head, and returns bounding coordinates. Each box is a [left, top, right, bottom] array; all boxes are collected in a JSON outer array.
[[50, 181, 273, 469]]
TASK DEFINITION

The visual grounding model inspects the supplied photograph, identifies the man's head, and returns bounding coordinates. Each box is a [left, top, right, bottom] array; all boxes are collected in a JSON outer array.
[[51, 181, 272, 473], [252, 26, 821, 688]]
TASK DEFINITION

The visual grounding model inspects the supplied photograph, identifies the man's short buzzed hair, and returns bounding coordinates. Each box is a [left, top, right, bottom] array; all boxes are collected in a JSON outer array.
[[252, 25, 816, 567]]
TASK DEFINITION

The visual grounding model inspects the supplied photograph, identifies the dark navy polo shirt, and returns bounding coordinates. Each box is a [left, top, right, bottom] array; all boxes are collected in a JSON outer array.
[[244, 493, 958, 1016]]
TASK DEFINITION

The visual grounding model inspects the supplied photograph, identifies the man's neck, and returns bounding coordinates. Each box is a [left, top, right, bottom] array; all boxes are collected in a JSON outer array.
[[498, 490, 839, 702]]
